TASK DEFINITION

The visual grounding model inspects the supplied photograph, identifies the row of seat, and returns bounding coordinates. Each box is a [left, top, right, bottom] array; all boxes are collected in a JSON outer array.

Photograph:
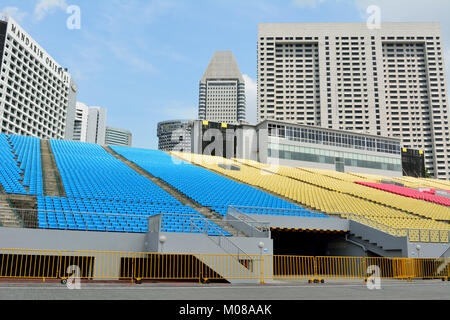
[[50, 140, 181, 204], [9, 135, 43, 195], [176, 154, 450, 234], [45, 140, 229, 235], [270, 165, 450, 222], [0, 134, 42, 195], [356, 182, 450, 207], [37, 207, 227, 235], [111, 146, 322, 219]]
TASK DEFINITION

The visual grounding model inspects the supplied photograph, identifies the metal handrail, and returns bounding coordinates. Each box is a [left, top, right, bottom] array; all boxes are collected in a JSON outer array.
[[154, 213, 251, 259], [440, 246, 450, 259], [327, 211, 450, 243], [0, 208, 231, 225], [227, 206, 271, 238], [189, 218, 250, 258], [0, 208, 232, 236]]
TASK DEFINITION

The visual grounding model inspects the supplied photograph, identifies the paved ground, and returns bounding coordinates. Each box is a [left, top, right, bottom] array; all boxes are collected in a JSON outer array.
[[0, 279, 448, 300]]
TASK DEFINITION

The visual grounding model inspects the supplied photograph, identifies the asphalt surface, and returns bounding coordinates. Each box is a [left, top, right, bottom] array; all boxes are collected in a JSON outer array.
[[0, 279, 449, 300]]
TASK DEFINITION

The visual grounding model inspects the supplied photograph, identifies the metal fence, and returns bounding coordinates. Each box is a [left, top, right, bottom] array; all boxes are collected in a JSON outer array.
[[1, 248, 449, 283]]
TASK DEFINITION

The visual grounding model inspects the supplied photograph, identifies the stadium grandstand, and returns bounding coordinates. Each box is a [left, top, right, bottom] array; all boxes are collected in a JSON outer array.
[[0, 133, 449, 284]]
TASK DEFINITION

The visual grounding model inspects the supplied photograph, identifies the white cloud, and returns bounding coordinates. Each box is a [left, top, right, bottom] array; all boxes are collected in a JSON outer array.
[[0, 7, 27, 23], [34, 0, 68, 21], [243, 74, 257, 125]]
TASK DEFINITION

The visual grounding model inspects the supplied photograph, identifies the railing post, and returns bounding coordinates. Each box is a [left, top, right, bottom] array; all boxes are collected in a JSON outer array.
[[363, 256, 367, 282], [199, 254, 203, 284], [131, 252, 135, 284], [260, 254, 265, 285], [57, 250, 63, 280], [313, 256, 318, 281]]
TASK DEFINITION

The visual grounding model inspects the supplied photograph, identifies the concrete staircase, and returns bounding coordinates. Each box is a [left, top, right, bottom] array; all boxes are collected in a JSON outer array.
[[437, 246, 450, 277], [40, 140, 66, 197], [347, 220, 407, 257], [103, 146, 246, 237], [0, 196, 22, 228]]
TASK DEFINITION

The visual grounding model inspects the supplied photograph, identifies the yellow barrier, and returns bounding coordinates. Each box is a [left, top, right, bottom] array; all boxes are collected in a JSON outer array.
[[0, 249, 449, 282]]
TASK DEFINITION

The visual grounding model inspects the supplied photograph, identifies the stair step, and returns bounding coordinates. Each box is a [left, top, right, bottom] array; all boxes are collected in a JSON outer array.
[[40, 140, 66, 197]]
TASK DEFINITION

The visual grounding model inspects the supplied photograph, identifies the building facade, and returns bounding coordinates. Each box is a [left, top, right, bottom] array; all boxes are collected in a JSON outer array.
[[69, 102, 107, 145], [191, 119, 402, 177], [157, 120, 193, 152], [258, 23, 450, 179], [0, 17, 77, 140], [86, 107, 107, 145], [105, 126, 132, 147], [199, 51, 246, 124]]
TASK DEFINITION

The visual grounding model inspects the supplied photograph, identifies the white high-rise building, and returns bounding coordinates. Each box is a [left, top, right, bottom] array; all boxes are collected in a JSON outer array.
[[258, 23, 450, 179], [71, 102, 107, 145], [0, 16, 77, 140], [105, 127, 132, 147], [72, 102, 89, 142], [199, 51, 246, 124]]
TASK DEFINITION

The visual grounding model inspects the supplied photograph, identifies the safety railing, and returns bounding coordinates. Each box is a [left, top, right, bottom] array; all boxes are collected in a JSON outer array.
[[0, 207, 38, 228], [0, 207, 151, 232], [327, 212, 450, 243], [148, 213, 251, 259], [149, 213, 239, 237], [226, 206, 271, 238], [1, 248, 449, 283], [190, 221, 250, 258]]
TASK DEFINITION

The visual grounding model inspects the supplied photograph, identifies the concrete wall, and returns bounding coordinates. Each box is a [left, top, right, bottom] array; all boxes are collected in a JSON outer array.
[[325, 237, 367, 257], [349, 220, 407, 252], [407, 242, 450, 258], [147, 232, 273, 256], [0, 227, 146, 252]]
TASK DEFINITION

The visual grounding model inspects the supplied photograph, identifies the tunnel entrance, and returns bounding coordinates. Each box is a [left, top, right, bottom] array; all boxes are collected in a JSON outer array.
[[271, 229, 349, 256]]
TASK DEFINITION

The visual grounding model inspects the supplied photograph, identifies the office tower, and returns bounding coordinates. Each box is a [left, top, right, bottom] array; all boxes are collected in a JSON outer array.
[[86, 107, 107, 145], [105, 126, 132, 147], [258, 23, 450, 179], [70, 102, 107, 145], [0, 16, 77, 139], [199, 51, 246, 124]]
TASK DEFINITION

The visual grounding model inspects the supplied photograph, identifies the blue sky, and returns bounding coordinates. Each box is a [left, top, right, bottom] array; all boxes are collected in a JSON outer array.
[[1, 0, 450, 149]]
